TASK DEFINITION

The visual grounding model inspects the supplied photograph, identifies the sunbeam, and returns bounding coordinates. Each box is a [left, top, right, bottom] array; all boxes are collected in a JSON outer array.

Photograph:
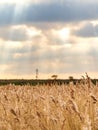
[[0, 1, 31, 78]]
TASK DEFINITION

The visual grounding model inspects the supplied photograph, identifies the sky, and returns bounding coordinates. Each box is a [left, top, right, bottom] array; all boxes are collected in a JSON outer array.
[[0, 0, 98, 79]]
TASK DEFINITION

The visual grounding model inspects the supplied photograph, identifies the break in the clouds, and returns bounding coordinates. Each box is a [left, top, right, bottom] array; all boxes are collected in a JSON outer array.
[[0, 0, 98, 79]]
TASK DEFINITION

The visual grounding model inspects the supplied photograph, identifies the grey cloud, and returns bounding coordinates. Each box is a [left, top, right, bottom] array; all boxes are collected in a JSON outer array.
[[0, 26, 43, 41], [95, 25, 98, 35], [73, 23, 98, 37], [0, 2, 98, 26], [0, 42, 41, 68], [8, 29, 28, 41], [0, 27, 28, 41]]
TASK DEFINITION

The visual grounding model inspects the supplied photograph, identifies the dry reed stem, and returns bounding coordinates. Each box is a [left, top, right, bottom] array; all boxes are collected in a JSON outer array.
[[0, 77, 97, 130]]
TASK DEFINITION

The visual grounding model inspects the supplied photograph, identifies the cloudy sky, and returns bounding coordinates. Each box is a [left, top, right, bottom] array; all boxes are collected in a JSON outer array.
[[0, 0, 98, 79]]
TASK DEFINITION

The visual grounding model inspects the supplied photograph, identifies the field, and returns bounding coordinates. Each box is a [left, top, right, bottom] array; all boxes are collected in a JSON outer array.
[[0, 76, 98, 130]]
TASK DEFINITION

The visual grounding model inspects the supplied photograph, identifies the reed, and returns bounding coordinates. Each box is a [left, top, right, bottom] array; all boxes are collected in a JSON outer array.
[[0, 76, 97, 130]]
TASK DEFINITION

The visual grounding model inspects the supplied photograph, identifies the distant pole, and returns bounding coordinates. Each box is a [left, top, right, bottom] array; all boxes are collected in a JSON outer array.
[[36, 69, 38, 80]]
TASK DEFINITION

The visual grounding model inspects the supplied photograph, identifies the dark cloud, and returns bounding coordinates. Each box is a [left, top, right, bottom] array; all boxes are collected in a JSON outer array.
[[0, 4, 14, 26], [0, 2, 98, 25], [73, 23, 98, 37]]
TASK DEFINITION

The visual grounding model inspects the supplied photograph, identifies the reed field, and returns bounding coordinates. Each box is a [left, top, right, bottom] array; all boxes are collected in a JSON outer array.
[[0, 75, 98, 130]]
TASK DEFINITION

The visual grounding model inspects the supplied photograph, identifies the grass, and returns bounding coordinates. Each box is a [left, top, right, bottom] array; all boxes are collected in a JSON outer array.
[[0, 76, 98, 130]]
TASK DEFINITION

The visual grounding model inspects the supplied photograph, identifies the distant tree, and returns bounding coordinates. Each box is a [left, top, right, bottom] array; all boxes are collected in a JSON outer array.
[[69, 76, 74, 80], [51, 75, 58, 80]]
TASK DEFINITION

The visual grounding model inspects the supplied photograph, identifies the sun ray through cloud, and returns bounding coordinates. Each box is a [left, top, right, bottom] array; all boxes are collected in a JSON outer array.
[[0, 1, 30, 78]]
